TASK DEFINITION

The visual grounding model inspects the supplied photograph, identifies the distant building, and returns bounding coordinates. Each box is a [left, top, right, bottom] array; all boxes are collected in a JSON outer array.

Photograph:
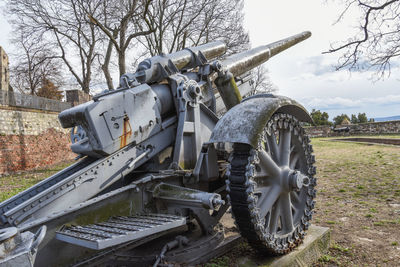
[[341, 118, 351, 125], [0, 46, 10, 91]]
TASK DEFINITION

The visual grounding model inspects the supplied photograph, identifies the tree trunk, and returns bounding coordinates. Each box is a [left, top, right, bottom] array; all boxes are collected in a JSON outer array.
[[118, 50, 126, 78], [102, 40, 115, 90]]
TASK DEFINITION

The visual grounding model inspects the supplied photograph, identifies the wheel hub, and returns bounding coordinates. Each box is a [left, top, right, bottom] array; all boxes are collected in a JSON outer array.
[[273, 167, 310, 193], [289, 170, 310, 191]]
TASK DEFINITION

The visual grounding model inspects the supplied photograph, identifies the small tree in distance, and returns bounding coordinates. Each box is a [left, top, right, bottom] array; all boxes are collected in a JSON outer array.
[[36, 79, 63, 100], [351, 114, 358, 124], [351, 112, 369, 124], [334, 112, 370, 126], [333, 114, 350, 126], [310, 109, 332, 126], [357, 113, 368, 123]]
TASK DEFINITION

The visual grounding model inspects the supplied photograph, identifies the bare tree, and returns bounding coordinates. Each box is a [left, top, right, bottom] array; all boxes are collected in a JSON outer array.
[[250, 65, 277, 95], [83, 0, 154, 88], [10, 30, 63, 95], [7, 0, 102, 93], [6, 0, 275, 94], [324, 0, 400, 78], [137, 0, 275, 95], [138, 0, 249, 56]]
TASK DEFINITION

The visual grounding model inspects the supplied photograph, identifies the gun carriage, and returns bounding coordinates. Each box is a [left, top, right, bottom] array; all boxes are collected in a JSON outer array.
[[0, 31, 315, 266]]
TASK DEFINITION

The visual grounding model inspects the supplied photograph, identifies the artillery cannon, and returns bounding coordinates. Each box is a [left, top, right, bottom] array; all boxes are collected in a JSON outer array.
[[0, 31, 316, 266]]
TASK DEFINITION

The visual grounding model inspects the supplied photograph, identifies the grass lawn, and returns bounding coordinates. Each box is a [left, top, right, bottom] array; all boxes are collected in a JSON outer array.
[[207, 136, 400, 266], [0, 161, 74, 202], [0, 135, 399, 266], [313, 136, 400, 266]]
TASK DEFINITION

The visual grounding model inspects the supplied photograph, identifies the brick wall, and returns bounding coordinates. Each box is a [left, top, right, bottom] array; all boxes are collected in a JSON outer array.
[[305, 120, 400, 138], [0, 107, 75, 175]]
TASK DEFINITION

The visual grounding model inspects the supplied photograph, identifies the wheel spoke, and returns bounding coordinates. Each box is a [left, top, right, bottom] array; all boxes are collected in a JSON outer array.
[[258, 150, 281, 177], [279, 129, 291, 166], [291, 190, 306, 221], [253, 172, 271, 187], [268, 197, 281, 234], [279, 193, 294, 233], [290, 152, 300, 169], [258, 185, 281, 218], [290, 191, 300, 203], [266, 132, 279, 162]]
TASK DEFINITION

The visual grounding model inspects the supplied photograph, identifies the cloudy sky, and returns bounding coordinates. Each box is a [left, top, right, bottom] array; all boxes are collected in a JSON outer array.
[[243, 0, 400, 119], [0, 0, 399, 119]]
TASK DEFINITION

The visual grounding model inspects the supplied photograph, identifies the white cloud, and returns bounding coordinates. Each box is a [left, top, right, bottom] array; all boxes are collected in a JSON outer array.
[[368, 94, 400, 105], [305, 96, 362, 109], [307, 95, 400, 108], [244, 0, 400, 118]]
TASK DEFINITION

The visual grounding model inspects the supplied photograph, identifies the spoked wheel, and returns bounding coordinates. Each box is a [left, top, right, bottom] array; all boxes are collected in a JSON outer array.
[[227, 113, 316, 254]]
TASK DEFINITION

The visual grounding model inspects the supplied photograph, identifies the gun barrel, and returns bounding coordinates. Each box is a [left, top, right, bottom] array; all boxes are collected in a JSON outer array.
[[136, 41, 226, 84], [169, 41, 227, 70], [221, 31, 311, 77]]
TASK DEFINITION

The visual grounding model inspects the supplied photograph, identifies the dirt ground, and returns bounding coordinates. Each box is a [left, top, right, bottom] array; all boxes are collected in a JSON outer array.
[[0, 135, 399, 266], [312, 137, 400, 266]]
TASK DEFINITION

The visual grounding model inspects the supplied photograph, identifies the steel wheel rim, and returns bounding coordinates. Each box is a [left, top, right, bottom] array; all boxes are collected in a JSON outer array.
[[252, 117, 309, 237], [227, 113, 316, 254]]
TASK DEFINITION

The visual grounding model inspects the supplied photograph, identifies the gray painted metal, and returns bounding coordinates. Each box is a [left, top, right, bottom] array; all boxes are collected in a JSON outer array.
[[0, 157, 96, 225], [0, 231, 35, 267], [56, 214, 185, 250], [171, 75, 219, 169], [0, 31, 314, 266], [210, 95, 313, 147], [0, 227, 17, 241], [59, 84, 162, 156], [252, 119, 311, 232], [0, 226, 46, 267], [214, 71, 242, 110], [222, 31, 311, 77], [213, 73, 254, 116], [153, 183, 224, 210], [19, 182, 143, 266], [151, 84, 174, 115], [135, 41, 226, 84], [0, 118, 176, 226]]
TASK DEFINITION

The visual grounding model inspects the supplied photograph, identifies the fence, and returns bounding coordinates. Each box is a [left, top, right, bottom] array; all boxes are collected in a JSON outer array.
[[0, 90, 72, 112]]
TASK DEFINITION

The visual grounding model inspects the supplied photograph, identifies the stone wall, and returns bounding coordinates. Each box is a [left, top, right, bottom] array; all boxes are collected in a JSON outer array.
[[0, 46, 9, 91], [0, 91, 72, 112], [0, 107, 75, 175], [304, 125, 332, 138], [0, 108, 67, 135], [305, 120, 400, 138], [66, 89, 92, 106]]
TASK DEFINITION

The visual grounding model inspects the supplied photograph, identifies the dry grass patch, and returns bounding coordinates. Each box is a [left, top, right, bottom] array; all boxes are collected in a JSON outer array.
[[0, 161, 74, 202], [314, 136, 400, 266]]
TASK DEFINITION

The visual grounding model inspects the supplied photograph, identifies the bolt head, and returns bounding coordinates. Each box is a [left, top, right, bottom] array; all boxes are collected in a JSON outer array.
[[290, 171, 310, 191]]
